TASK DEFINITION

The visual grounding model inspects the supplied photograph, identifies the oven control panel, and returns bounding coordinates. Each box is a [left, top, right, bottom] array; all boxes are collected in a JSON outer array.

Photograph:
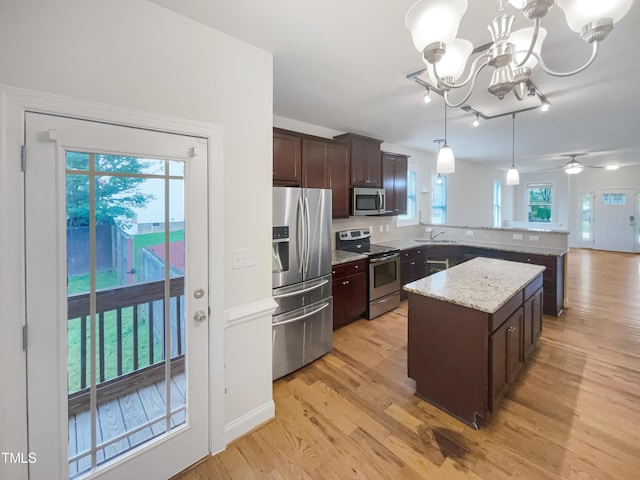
[[337, 229, 371, 241]]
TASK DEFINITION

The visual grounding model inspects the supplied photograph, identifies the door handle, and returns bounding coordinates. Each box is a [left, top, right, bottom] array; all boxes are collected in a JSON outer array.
[[193, 310, 207, 323]]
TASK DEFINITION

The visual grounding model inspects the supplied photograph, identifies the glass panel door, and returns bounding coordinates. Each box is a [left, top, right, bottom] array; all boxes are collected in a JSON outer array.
[[25, 112, 209, 480]]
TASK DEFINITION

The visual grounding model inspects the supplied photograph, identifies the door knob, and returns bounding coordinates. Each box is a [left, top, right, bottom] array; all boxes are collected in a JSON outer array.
[[193, 310, 207, 323]]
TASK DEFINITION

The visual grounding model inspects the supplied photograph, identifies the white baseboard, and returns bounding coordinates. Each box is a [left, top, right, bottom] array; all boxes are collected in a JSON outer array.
[[224, 400, 275, 445]]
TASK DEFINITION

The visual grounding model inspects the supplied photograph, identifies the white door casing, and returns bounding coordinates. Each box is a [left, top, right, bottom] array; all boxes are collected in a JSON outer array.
[[25, 112, 210, 480]]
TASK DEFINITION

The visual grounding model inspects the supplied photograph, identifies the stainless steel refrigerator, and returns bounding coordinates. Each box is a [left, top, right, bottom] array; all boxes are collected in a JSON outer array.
[[272, 187, 333, 380]]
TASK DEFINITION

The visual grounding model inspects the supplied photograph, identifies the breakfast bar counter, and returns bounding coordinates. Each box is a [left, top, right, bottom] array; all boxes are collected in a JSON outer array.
[[404, 257, 545, 428]]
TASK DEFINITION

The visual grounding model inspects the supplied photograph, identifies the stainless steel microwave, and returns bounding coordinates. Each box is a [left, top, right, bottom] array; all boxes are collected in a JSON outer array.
[[351, 187, 385, 216]]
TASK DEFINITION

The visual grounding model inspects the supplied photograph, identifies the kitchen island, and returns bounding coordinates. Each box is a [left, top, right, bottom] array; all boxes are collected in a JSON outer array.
[[404, 257, 545, 429]]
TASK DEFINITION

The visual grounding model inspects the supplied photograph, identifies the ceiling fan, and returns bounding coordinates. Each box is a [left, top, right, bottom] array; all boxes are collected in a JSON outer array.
[[539, 154, 604, 175]]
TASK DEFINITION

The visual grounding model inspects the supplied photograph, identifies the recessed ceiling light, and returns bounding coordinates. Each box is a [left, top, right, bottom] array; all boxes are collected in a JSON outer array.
[[605, 165, 619, 171]]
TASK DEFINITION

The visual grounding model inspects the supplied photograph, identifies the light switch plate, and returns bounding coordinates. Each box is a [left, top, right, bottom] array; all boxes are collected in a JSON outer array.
[[232, 247, 257, 269], [466, 230, 474, 236], [513, 233, 523, 240], [529, 235, 540, 241]]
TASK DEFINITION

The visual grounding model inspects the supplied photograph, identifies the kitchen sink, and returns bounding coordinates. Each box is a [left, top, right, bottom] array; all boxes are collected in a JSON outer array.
[[414, 238, 457, 244]]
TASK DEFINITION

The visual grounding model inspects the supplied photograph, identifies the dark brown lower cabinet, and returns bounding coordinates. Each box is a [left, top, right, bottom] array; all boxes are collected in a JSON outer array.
[[490, 307, 524, 410], [408, 273, 543, 429], [332, 259, 367, 330]]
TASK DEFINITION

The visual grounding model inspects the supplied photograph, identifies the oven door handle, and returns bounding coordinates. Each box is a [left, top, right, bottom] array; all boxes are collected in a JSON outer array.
[[370, 253, 400, 263]]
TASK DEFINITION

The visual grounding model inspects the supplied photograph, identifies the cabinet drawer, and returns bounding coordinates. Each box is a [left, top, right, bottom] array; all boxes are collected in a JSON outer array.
[[490, 290, 523, 333], [524, 274, 543, 300], [332, 259, 366, 279]]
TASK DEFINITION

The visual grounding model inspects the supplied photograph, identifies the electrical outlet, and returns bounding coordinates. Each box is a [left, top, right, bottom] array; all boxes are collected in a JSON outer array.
[[379, 225, 383, 232], [385, 224, 389, 232], [232, 247, 257, 269], [513, 233, 523, 240], [466, 230, 474, 236], [529, 235, 540, 241]]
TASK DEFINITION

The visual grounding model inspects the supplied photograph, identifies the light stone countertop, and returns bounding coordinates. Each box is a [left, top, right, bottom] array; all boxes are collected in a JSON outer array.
[[403, 257, 546, 314], [332, 249, 367, 266], [378, 237, 567, 256]]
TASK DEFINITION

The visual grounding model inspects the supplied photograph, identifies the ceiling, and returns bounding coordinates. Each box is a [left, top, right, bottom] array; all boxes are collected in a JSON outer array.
[[149, 0, 640, 173]]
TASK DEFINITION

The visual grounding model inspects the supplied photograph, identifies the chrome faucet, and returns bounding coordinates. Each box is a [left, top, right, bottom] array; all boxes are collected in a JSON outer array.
[[430, 230, 445, 240]]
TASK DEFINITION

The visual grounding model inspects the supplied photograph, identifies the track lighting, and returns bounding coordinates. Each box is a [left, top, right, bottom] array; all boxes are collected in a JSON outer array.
[[423, 87, 432, 104]]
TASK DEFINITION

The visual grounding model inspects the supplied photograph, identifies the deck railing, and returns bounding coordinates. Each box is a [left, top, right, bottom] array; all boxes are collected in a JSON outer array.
[[67, 277, 185, 414]]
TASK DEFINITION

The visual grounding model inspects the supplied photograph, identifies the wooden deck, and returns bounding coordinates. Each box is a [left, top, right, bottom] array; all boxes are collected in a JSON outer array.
[[68, 372, 186, 478]]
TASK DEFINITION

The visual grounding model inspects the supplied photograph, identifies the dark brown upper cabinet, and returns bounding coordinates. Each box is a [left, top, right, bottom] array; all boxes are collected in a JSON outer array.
[[381, 151, 408, 215], [333, 133, 383, 187], [273, 128, 302, 186], [272, 128, 350, 219]]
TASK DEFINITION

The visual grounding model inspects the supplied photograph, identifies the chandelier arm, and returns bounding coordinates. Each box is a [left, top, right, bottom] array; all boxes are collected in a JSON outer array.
[[515, 18, 541, 69], [433, 54, 491, 90], [533, 41, 600, 77], [442, 61, 491, 108]]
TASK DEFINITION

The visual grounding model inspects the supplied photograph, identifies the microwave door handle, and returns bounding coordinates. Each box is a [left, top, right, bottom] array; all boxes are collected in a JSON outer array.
[[378, 190, 383, 211]]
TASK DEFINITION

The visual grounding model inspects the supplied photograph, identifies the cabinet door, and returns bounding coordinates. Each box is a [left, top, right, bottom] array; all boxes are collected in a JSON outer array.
[[394, 155, 408, 215], [532, 288, 543, 343], [302, 138, 330, 188], [351, 137, 381, 186], [507, 308, 524, 383], [273, 129, 301, 185], [328, 142, 350, 219], [523, 287, 543, 359], [381, 153, 396, 213], [490, 319, 509, 409], [343, 272, 367, 322], [490, 307, 524, 410]]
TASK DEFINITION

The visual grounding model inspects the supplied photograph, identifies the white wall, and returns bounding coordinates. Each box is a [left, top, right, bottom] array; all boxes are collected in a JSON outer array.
[[0, 0, 274, 474]]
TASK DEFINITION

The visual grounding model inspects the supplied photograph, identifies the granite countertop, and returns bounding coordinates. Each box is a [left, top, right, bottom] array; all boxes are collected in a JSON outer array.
[[332, 249, 367, 266], [403, 257, 546, 314], [377, 237, 567, 256]]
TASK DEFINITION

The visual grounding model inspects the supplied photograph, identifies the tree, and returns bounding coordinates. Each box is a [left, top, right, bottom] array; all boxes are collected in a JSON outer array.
[[66, 152, 153, 228]]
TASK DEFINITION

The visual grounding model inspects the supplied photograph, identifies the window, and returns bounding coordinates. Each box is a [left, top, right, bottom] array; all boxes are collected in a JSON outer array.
[[493, 180, 501, 228], [397, 170, 417, 225], [432, 174, 447, 225], [526, 182, 553, 223], [602, 193, 626, 205]]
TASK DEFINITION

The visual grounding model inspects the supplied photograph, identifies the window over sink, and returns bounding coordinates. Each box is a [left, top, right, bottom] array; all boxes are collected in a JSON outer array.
[[526, 182, 553, 223]]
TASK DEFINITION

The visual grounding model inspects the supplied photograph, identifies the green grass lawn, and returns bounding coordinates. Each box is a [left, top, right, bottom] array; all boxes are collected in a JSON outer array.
[[67, 270, 163, 393]]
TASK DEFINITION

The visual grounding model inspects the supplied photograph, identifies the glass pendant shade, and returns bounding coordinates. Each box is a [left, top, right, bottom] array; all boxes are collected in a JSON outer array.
[[405, 0, 468, 52], [510, 27, 547, 69], [564, 164, 583, 174], [557, 0, 633, 33], [509, 0, 527, 8], [437, 144, 455, 174], [506, 166, 520, 185], [425, 38, 473, 83]]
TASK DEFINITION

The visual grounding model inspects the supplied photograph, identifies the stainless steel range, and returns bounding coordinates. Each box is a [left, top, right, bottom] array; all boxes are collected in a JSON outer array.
[[335, 229, 401, 319]]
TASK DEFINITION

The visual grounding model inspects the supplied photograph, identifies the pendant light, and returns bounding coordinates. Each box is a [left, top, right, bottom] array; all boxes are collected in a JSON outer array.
[[437, 101, 455, 174], [506, 113, 520, 186]]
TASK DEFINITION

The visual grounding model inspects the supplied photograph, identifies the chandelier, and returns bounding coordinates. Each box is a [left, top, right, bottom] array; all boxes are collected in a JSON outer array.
[[405, 0, 634, 108]]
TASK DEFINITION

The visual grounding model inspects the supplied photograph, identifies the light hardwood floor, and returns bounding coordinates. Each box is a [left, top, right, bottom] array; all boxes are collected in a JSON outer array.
[[177, 249, 640, 480]]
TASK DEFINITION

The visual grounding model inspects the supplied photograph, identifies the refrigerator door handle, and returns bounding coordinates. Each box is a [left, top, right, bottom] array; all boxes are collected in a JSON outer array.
[[297, 196, 305, 274], [272, 301, 330, 326], [272, 278, 329, 299], [304, 195, 311, 274]]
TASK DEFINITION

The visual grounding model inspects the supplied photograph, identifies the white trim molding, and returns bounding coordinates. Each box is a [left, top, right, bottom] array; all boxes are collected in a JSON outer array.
[[224, 298, 278, 328], [224, 400, 275, 446]]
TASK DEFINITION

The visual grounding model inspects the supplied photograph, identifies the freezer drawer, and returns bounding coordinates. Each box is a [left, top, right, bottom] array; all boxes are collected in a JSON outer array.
[[272, 297, 333, 380], [272, 273, 332, 316]]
